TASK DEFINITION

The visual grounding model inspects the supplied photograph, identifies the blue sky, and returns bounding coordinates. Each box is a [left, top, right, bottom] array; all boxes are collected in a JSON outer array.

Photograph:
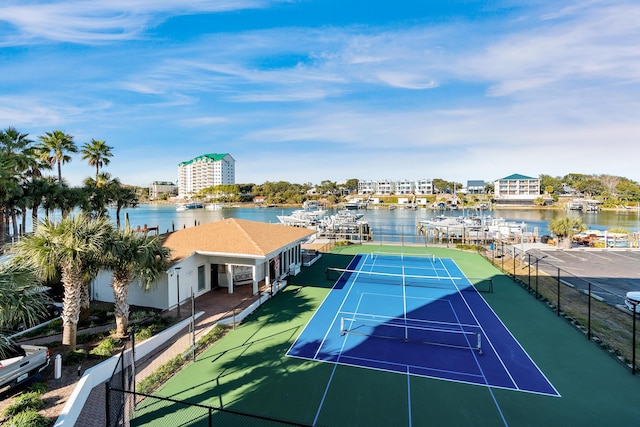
[[1, 0, 639, 187]]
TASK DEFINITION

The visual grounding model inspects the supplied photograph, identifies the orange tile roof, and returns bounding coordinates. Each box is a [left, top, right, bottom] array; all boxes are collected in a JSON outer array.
[[160, 218, 316, 262]]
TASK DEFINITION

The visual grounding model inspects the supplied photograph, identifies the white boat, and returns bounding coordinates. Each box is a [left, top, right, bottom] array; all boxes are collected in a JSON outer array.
[[176, 202, 203, 211], [205, 203, 224, 211], [277, 209, 327, 227]]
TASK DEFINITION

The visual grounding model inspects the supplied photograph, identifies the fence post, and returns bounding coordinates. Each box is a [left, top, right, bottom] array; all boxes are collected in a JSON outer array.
[[535, 259, 539, 299], [632, 303, 637, 375], [131, 326, 136, 401], [527, 253, 531, 293], [588, 282, 592, 340], [557, 267, 561, 316]]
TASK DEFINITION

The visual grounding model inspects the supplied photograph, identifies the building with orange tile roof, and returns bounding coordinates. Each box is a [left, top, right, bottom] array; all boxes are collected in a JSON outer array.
[[91, 218, 315, 310]]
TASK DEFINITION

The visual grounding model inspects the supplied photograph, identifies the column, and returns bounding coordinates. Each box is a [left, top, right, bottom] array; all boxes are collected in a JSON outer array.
[[252, 265, 258, 295], [227, 264, 234, 294]]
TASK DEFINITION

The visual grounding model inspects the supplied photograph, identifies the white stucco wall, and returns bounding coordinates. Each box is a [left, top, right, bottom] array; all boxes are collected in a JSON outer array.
[[92, 270, 169, 310]]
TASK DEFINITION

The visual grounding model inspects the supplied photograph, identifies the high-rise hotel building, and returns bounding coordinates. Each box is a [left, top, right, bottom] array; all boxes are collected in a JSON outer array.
[[178, 153, 235, 198]]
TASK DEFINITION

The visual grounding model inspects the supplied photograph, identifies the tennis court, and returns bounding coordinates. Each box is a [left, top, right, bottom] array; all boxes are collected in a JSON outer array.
[[130, 246, 640, 427], [287, 253, 558, 399]]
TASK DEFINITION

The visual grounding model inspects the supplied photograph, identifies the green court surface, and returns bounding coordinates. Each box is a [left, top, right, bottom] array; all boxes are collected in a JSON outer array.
[[131, 245, 640, 427]]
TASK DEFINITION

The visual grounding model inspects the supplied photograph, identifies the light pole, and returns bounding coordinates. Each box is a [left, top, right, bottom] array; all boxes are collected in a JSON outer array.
[[173, 267, 182, 318]]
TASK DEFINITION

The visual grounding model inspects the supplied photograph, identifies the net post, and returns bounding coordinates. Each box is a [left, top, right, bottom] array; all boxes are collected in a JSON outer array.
[[477, 333, 482, 353], [340, 317, 345, 336]]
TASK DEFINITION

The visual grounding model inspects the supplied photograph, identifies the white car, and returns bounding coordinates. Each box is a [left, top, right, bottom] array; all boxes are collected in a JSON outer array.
[[625, 291, 640, 313]]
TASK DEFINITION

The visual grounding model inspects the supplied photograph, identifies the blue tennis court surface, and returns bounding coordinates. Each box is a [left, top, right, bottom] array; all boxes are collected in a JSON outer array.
[[287, 254, 559, 397]]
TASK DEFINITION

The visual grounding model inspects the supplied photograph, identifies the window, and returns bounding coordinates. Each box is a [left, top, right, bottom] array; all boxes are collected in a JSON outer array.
[[198, 265, 205, 291]]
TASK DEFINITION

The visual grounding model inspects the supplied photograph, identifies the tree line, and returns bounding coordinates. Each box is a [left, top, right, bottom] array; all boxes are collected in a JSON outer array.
[[0, 127, 171, 357], [0, 127, 140, 246], [540, 173, 640, 205]]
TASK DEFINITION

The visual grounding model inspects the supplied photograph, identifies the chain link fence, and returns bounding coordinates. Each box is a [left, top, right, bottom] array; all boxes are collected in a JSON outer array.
[[481, 242, 640, 374]]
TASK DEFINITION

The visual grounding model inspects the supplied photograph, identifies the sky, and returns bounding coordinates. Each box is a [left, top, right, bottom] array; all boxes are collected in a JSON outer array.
[[1, 0, 639, 188]]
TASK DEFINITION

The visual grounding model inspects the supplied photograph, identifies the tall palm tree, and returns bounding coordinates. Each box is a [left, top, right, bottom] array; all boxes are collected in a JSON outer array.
[[10, 214, 113, 350], [36, 130, 78, 183], [23, 177, 57, 232], [105, 229, 169, 336], [81, 139, 113, 181], [0, 154, 21, 249], [107, 179, 138, 230], [0, 128, 42, 242]]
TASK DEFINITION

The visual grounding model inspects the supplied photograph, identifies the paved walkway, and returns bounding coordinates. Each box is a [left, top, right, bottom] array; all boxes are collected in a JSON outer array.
[[74, 284, 265, 426]]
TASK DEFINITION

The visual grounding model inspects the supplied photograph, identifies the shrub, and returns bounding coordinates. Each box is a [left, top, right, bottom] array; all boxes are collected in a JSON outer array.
[[63, 349, 87, 366], [2, 391, 43, 418], [27, 382, 47, 395], [5, 410, 49, 427], [89, 336, 121, 357]]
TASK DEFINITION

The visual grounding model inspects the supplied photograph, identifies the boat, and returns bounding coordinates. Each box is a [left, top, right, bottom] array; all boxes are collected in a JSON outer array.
[[277, 208, 327, 228], [205, 203, 224, 211], [417, 215, 528, 241], [176, 202, 204, 211]]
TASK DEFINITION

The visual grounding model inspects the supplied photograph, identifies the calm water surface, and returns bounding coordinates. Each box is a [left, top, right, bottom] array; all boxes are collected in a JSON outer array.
[[113, 204, 640, 238]]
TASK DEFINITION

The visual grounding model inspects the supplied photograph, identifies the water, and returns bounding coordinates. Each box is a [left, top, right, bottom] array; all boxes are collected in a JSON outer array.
[[111, 204, 640, 238]]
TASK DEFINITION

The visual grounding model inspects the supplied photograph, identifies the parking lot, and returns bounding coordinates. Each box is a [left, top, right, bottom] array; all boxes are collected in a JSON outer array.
[[524, 247, 640, 308]]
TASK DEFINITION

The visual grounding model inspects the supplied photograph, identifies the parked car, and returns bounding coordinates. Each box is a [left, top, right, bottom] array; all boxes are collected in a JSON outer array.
[[0, 340, 50, 393]]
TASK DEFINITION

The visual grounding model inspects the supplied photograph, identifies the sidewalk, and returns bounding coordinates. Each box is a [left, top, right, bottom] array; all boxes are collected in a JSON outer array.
[[73, 284, 262, 426]]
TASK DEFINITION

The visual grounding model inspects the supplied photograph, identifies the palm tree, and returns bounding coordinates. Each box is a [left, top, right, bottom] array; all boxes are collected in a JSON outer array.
[[0, 154, 21, 249], [0, 128, 42, 242], [0, 265, 50, 356], [109, 181, 138, 230], [11, 214, 113, 350], [23, 177, 57, 232], [105, 229, 169, 336], [36, 130, 78, 183], [81, 139, 113, 181], [548, 216, 587, 249]]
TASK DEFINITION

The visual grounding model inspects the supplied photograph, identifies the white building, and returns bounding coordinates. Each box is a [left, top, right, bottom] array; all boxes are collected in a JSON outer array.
[[149, 181, 177, 199], [414, 179, 433, 195], [91, 219, 314, 310], [376, 180, 396, 195], [396, 180, 414, 195], [178, 153, 235, 198], [358, 180, 377, 195], [494, 174, 540, 204]]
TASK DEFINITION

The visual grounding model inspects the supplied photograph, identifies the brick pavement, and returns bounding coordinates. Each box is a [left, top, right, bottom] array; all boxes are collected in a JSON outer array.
[[73, 284, 264, 426]]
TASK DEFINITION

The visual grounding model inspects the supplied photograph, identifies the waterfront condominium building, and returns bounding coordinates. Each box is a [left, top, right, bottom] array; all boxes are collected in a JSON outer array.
[[149, 181, 177, 199], [178, 153, 235, 198], [493, 174, 540, 203]]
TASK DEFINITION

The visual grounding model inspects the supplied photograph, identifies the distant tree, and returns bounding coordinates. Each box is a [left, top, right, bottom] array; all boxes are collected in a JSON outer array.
[[615, 179, 640, 204], [548, 216, 586, 249], [574, 179, 605, 198], [344, 179, 359, 193], [533, 197, 546, 206], [81, 139, 113, 181], [36, 130, 78, 183], [539, 174, 563, 195]]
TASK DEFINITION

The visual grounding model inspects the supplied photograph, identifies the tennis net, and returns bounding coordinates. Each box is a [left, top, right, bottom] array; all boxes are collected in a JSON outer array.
[[370, 252, 436, 263], [340, 315, 482, 354], [326, 267, 493, 293]]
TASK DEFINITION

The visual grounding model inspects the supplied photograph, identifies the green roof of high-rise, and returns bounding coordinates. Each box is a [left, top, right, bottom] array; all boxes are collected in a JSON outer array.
[[179, 153, 231, 166]]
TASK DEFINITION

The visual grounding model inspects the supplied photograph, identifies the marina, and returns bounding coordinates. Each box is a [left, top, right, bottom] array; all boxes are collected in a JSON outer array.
[[107, 203, 640, 247]]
